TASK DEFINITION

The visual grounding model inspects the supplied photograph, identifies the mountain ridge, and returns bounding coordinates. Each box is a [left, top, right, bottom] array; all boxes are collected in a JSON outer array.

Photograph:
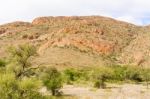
[[0, 16, 150, 67]]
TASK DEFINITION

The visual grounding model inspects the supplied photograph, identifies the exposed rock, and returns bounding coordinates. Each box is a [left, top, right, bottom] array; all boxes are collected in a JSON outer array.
[[32, 17, 52, 25], [1, 16, 150, 67], [0, 28, 6, 34]]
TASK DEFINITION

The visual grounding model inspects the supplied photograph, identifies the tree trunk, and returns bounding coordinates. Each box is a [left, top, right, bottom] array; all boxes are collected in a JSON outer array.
[[51, 89, 56, 96]]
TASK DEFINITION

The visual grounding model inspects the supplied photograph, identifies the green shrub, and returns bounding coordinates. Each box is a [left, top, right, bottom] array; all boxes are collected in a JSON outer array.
[[0, 73, 18, 99], [42, 67, 63, 96], [92, 67, 113, 88], [18, 78, 42, 99], [141, 69, 150, 89], [125, 67, 142, 82], [63, 68, 80, 84], [109, 65, 142, 82], [110, 66, 127, 81], [94, 75, 107, 89], [0, 59, 6, 68], [0, 73, 42, 99], [62, 66, 149, 87]]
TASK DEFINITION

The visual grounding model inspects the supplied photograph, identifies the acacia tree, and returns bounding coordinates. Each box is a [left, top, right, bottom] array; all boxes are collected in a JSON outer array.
[[8, 44, 37, 78], [42, 67, 63, 96], [0, 44, 45, 99]]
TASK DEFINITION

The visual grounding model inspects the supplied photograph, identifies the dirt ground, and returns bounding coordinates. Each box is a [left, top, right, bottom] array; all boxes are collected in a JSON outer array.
[[60, 84, 150, 99]]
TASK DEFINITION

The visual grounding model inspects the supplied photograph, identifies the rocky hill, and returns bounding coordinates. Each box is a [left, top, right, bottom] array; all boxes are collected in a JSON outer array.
[[0, 16, 149, 67]]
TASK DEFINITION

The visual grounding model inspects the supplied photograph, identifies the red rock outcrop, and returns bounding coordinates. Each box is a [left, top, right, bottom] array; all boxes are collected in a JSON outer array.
[[0, 28, 6, 34], [32, 17, 52, 25], [38, 37, 115, 55]]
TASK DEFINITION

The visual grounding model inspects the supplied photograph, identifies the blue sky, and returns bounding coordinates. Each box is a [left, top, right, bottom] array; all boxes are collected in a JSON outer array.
[[0, 0, 150, 25]]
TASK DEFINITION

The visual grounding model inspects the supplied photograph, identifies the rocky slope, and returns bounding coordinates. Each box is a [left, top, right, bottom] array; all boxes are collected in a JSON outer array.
[[0, 16, 149, 67]]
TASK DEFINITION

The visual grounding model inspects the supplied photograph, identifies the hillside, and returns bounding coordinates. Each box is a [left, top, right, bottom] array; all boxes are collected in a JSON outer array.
[[0, 16, 149, 67]]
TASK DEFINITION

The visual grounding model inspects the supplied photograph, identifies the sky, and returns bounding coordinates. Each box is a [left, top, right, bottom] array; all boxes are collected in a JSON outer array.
[[0, 0, 150, 25]]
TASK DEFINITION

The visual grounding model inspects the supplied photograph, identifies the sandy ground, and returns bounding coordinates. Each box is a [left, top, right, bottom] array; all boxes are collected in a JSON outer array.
[[60, 84, 150, 99]]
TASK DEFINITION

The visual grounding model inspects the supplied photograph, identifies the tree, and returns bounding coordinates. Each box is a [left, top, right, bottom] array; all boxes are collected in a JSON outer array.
[[8, 44, 37, 78], [0, 44, 45, 99], [94, 73, 108, 89], [42, 67, 63, 96], [93, 67, 113, 89]]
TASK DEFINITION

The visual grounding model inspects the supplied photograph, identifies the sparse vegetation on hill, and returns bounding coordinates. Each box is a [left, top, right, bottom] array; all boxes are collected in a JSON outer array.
[[0, 16, 148, 67], [1, 16, 150, 98]]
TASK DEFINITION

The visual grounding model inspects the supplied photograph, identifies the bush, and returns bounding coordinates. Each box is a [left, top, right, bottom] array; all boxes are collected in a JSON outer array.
[[111, 66, 127, 81], [18, 78, 42, 98], [94, 75, 107, 89], [125, 67, 142, 82], [62, 66, 150, 89], [141, 69, 150, 89], [0, 73, 18, 99], [93, 67, 113, 88], [63, 68, 80, 84], [109, 65, 142, 82], [0, 73, 42, 99], [42, 67, 63, 96], [0, 59, 6, 68]]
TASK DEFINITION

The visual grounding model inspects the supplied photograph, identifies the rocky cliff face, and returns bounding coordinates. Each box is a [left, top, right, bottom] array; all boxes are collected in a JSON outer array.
[[0, 16, 149, 67]]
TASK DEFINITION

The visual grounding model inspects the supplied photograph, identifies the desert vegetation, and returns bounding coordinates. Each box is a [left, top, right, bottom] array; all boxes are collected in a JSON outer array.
[[0, 44, 150, 99], [1, 16, 150, 98]]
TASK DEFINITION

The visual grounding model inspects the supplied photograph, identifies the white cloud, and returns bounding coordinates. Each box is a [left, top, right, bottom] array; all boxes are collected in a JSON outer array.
[[0, 0, 150, 25], [116, 16, 143, 25]]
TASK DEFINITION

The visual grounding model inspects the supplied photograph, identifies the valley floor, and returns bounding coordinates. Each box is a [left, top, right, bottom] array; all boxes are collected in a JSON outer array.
[[60, 83, 150, 99]]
